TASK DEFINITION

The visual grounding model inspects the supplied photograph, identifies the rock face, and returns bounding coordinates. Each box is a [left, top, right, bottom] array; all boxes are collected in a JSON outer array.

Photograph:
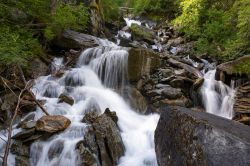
[[35, 115, 71, 133], [54, 30, 100, 49], [128, 48, 161, 83], [233, 82, 250, 125], [77, 109, 124, 166], [155, 106, 250, 166], [216, 55, 250, 86]]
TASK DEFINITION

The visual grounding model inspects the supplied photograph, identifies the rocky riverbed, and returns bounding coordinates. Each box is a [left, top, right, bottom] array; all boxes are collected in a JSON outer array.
[[0, 11, 250, 166]]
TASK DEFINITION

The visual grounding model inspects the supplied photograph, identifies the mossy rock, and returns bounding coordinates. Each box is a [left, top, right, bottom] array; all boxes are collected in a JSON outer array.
[[216, 55, 250, 85], [130, 23, 155, 44]]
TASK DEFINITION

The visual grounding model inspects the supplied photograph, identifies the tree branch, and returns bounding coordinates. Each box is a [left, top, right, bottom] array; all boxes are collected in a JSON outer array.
[[2, 84, 27, 166], [0, 136, 6, 143]]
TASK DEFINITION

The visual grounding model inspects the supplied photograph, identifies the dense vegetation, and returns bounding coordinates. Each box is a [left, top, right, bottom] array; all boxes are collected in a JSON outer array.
[[128, 0, 250, 60], [0, 0, 249, 67], [0, 0, 89, 67]]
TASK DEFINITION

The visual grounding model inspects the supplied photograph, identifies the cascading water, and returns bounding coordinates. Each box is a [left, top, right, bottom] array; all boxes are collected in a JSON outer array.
[[0, 42, 159, 166], [201, 70, 235, 119]]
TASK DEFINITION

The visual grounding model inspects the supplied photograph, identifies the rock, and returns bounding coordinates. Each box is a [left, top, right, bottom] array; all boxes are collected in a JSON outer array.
[[167, 37, 185, 47], [10, 140, 30, 157], [12, 128, 36, 140], [167, 58, 203, 78], [58, 93, 74, 105], [161, 87, 182, 99], [118, 37, 132, 47], [54, 30, 100, 49], [233, 82, 250, 125], [127, 87, 148, 114], [80, 110, 125, 165], [160, 96, 191, 107], [76, 140, 100, 166], [35, 115, 71, 133], [160, 68, 173, 78], [27, 58, 48, 79], [192, 78, 204, 90], [128, 48, 161, 83], [155, 106, 250, 166], [48, 140, 64, 161], [130, 24, 155, 44], [216, 55, 250, 86], [15, 156, 29, 166], [19, 121, 36, 129]]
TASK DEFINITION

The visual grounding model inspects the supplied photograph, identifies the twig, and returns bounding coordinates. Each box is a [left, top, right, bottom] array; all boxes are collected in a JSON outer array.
[[0, 77, 18, 98], [16, 65, 50, 116], [2, 85, 27, 166], [0, 136, 6, 143], [26, 90, 49, 116]]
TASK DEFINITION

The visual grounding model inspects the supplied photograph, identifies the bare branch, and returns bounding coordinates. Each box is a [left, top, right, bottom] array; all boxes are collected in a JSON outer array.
[[2, 85, 26, 166], [0, 77, 18, 98], [0, 136, 6, 143]]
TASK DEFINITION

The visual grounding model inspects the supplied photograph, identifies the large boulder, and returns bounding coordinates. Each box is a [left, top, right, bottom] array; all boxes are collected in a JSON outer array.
[[128, 48, 161, 83], [78, 109, 124, 166], [216, 55, 250, 86], [35, 115, 71, 133], [54, 30, 100, 49], [155, 106, 250, 166], [233, 82, 250, 125]]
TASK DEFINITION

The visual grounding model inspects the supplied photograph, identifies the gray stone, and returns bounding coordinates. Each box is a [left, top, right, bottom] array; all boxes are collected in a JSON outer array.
[[155, 106, 250, 166]]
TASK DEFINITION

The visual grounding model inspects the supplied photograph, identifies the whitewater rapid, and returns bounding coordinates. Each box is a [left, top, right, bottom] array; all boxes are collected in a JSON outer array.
[[0, 44, 159, 166]]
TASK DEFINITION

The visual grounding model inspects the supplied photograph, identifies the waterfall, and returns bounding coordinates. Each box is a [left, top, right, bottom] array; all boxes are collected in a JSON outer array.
[[0, 43, 159, 166], [201, 70, 235, 119]]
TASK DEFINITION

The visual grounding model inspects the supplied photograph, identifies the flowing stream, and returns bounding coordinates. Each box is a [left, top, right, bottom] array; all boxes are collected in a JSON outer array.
[[201, 70, 235, 119], [3, 42, 159, 166]]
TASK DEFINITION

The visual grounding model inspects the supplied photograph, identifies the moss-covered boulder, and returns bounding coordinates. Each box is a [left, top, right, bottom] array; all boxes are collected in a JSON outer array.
[[130, 23, 155, 44], [216, 55, 250, 86], [128, 48, 161, 83]]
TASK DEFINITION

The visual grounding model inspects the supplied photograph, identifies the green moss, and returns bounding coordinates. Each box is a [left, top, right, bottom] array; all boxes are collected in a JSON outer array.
[[130, 24, 154, 42], [234, 58, 250, 77]]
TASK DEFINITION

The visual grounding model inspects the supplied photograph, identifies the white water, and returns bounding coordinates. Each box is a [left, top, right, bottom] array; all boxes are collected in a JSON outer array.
[[124, 18, 141, 27], [0, 43, 159, 165], [201, 70, 235, 119]]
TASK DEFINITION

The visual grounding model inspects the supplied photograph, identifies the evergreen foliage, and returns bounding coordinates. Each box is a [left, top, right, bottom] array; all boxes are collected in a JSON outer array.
[[0, 0, 89, 66]]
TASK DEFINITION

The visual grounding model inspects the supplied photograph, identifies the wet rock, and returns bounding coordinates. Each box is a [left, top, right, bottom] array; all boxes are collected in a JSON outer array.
[[54, 30, 99, 49], [12, 128, 36, 140], [19, 99, 37, 113], [155, 106, 250, 166], [130, 24, 155, 44], [161, 87, 182, 100], [192, 78, 204, 90], [80, 110, 125, 166], [128, 48, 161, 83], [76, 140, 100, 166], [19, 121, 36, 129], [11, 140, 30, 157], [127, 87, 148, 114], [58, 93, 74, 105], [160, 96, 191, 107], [167, 58, 203, 78], [233, 82, 250, 125], [15, 156, 29, 166], [16, 113, 35, 128], [160, 68, 173, 78], [27, 58, 48, 79], [166, 37, 185, 47], [35, 115, 71, 133], [48, 140, 64, 160], [216, 55, 250, 86]]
